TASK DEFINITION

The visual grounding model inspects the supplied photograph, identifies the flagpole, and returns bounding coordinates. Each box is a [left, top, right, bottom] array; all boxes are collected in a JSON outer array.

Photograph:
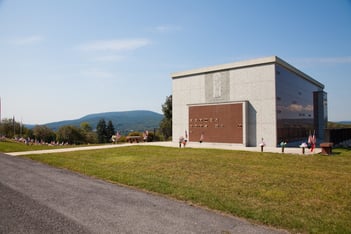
[[0, 96, 2, 124]]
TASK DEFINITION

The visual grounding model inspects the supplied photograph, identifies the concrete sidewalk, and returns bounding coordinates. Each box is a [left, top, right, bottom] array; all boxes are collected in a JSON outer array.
[[164, 141, 321, 155], [7, 141, 320, 156]]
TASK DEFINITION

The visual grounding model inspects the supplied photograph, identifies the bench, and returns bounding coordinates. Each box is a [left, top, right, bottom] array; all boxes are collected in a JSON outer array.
[[320, 142, 333, 155]]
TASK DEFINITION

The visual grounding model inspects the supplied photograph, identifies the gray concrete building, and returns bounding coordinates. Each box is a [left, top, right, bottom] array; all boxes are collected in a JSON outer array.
[[171, 56, 327, 147]]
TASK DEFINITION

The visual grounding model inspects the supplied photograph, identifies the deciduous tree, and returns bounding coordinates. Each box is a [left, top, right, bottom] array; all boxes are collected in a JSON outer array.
[[56, 125, 85, 144], [160, 95, 172, 140], [32, 125, 56, 143]]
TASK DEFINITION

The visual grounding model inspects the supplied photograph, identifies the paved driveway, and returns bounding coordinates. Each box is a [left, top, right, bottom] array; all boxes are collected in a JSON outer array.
[[0, 153, 288, 233]]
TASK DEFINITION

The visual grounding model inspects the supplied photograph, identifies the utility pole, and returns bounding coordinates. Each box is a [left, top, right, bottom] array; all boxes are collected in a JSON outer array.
[[20, 118, 22, 137], [13, 116, 15, 138], [0, 97, 2, 136]]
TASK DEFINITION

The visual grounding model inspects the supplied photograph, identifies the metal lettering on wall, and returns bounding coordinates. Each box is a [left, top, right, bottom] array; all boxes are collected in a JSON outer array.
[[189, 118, 225, 129]]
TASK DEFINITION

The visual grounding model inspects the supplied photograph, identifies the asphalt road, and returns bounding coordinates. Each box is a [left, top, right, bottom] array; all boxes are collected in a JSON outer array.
[[0, 152, 288, 234]]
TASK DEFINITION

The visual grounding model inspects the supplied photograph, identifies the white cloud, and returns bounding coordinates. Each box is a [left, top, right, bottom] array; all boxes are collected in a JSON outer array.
[[153, 25, 182, 33], [77, 39, 151, 52], [11, 35, 44, 46], [287, 104, 313, 112]]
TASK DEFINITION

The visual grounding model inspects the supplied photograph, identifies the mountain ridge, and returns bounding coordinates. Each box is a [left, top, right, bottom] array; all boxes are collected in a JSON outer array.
[[26, 110, 163, 133]]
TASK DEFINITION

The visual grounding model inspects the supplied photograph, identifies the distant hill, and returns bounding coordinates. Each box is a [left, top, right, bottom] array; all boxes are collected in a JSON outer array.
[[27, 110, 163, 134], [328, 121, 351, 129]]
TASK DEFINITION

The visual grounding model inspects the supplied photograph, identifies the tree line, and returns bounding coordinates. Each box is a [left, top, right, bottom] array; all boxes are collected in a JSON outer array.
[[0, 118, 112, 144], [0, 118, 157, 145], [0, 95, 173, 144]]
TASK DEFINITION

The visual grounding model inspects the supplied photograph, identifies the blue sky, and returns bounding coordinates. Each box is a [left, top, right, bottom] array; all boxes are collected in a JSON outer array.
[[0, 0, 350, 124]]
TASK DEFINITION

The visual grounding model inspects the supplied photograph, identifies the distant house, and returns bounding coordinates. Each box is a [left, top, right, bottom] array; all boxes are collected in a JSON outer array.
[[171, 56, 327, 147]]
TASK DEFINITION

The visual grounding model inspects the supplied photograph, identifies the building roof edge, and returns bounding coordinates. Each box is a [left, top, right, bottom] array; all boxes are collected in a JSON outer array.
[[274, 56, 324, 89], [171, 55, 324, 89], [171, 56, 277, 78]]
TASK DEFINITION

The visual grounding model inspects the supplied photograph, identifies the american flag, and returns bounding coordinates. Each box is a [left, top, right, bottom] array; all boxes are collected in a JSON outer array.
[[308, 131, 316, 152]]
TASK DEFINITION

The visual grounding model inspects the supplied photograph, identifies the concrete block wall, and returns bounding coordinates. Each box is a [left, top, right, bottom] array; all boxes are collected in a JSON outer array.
[[172, 74, 205, 141], [173, 63, 277, 147], [229, 64, 276, 146]]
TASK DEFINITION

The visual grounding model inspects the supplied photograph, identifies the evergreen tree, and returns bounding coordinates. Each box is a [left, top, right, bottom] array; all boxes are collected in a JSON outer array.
[[96, 119, 107, 143], [106, 120, 115, 142]]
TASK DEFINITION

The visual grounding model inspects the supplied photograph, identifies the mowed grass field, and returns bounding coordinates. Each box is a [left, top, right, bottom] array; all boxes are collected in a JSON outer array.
[[13, 145, 351, 233], [0, 140, 76, 152]]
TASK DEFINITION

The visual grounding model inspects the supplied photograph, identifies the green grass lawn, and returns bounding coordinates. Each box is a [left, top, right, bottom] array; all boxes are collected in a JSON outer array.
[[0, 140, 84, 152], [22, 146, 351, 233]]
